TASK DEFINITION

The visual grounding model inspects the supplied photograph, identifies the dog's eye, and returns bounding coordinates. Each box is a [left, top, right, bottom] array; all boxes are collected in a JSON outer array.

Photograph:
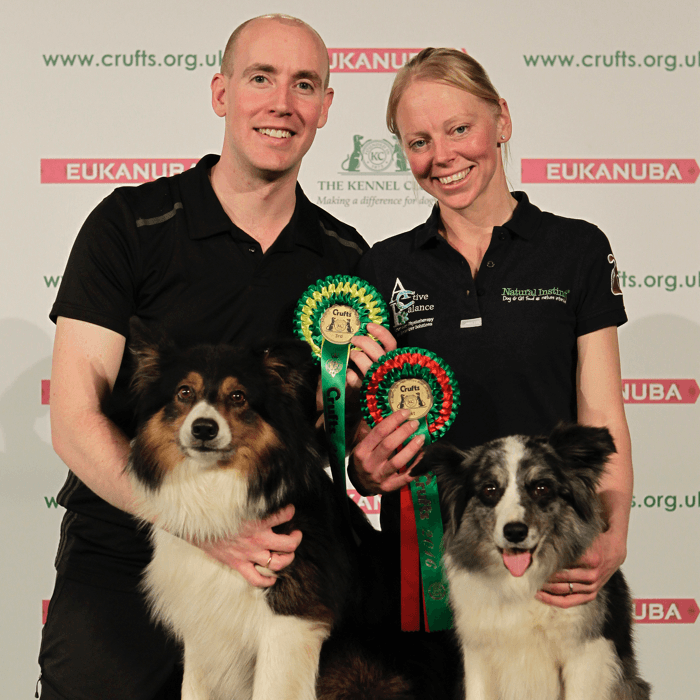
[[229, 390, 246, 406], [176, 385, 194, 402], [480, 483, 501, 505], [529, 482, 551, 501]]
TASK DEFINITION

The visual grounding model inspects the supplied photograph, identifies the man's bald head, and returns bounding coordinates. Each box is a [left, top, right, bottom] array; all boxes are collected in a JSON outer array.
[[220, 14, 330, 88]]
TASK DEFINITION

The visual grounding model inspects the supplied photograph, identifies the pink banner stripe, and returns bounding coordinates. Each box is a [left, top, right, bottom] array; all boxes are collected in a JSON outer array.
[[41, 159, 199, 184], [622, 379, 699, 404], [328, 49, 423, 72], [43, 599, 50, 625], [347, 489, 382, 515], [41, 379, 50, 405], [522, 159, 699, 184], [634, 599, 699, 624]]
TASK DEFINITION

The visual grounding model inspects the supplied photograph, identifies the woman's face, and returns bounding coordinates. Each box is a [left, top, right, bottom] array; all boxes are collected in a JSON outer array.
[[395, 79, 510, 215]]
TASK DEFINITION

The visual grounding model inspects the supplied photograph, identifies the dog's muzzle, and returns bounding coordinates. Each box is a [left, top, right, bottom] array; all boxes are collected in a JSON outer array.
[[191, 418, 219, 442]]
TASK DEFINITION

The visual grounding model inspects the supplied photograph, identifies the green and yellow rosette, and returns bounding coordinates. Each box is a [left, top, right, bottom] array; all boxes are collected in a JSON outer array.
[[361, 347, 460, 633], [295, 276, 389, 517]]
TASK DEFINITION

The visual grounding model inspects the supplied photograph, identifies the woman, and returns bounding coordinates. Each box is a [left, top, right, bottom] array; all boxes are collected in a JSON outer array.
[[349, 48, 632, 624]]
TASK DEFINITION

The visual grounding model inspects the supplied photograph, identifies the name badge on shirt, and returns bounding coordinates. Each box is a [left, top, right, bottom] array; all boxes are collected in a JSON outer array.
[[460, 317, 483, 329]]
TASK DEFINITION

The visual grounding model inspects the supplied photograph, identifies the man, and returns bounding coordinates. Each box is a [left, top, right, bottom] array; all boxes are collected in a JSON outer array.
[[39, 15, 367, 700]]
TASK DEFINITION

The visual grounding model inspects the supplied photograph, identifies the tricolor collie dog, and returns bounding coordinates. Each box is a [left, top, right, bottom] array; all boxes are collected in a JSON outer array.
[[418, 424, 650, 700], [124, 324, 392, 700]]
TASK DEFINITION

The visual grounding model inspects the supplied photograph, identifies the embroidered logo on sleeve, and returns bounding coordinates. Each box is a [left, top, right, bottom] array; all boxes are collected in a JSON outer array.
[[608, 254, 623, 296]]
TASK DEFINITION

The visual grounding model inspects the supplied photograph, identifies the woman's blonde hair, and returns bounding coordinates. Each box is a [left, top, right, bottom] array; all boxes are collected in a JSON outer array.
[[387, 48, 504, 140]]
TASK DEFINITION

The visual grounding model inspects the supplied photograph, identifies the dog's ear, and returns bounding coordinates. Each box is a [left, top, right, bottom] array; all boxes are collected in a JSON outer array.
[[412, 441, 476, 528], [411, 440, 465, 479], [127, 317, 165, 398], [548, 423, 616, 518], [260, 339, 318, 397], [548, 423, 616, 477]]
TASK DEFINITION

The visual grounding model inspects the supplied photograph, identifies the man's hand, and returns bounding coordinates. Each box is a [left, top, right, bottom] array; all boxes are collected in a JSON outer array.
[[193, 505, 302, 588]]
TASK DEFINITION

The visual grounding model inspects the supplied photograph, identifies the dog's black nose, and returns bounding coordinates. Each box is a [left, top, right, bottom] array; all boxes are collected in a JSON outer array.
[[503, 522, 528, 544], [191, 418, 219, 442]]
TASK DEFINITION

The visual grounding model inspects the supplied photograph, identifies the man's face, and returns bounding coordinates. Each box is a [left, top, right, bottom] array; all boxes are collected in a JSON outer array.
[[213, 19, 333, 182]]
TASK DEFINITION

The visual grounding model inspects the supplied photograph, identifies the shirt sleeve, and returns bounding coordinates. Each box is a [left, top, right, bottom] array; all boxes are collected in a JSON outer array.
[[574, 226, 628, 337], [50, 191, 140, 338]]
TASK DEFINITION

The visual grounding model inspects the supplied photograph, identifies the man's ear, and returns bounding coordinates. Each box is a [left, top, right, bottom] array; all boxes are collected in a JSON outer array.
[[211, 73, 228, 117], [317, 87, 334, 129]]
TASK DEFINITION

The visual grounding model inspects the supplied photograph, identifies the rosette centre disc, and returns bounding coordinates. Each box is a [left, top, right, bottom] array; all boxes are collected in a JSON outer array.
[[320, 304, 361, 345], [388, 378, 433, 420]]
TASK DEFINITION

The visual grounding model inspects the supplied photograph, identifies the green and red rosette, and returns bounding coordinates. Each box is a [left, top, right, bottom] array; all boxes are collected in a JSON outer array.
[[294, 276, 389, 515], [362, 347, 460, 633], [361, 347, 459, 442]]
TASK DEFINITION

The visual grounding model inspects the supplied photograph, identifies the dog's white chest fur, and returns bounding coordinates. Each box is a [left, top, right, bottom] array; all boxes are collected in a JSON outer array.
[[145, 530, 328, 700], [132, 461, 328, 700], [447, 560, 619, 700]]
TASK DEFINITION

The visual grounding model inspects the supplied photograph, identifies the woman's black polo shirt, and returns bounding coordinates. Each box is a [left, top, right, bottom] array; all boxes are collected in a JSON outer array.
[[358, 191, 627, 457]]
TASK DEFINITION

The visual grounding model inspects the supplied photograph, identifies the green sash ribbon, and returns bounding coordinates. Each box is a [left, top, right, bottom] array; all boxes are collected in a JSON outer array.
[[361, 348, 460, 631], [320, 340, 352, 511], [295, 276, 389, 517], [410, 465, 453, 630]]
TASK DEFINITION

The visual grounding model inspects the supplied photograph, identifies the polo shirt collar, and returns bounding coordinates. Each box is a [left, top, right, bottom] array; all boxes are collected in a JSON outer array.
[[414, 204, 444, 248], [414, 191, 544, 248], [269, 186, 324, 255], [501, 191, 543, 241], [181, 154, 323, 255], [181, 154, 233, 240]]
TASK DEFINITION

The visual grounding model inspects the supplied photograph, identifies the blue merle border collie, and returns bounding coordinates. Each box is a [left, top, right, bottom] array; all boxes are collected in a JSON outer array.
[[417, 424, 651, 700], [123, 321, 413, 700]]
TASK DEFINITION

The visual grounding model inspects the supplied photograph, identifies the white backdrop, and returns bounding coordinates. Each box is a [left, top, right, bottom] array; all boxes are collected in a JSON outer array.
[[1, 0, 698, 696]]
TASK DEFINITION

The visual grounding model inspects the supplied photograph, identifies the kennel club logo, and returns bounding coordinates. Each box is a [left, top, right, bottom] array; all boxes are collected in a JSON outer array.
[[40, 159, 199, 183], [341, 134, 409, 174], [521, 158, 699, 184]]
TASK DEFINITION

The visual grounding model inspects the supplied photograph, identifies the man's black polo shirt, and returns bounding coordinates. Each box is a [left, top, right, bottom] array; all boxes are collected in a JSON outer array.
[[50, 154, 366, 584], [52, 153, 366, 354], [358, 191, 627, 456]]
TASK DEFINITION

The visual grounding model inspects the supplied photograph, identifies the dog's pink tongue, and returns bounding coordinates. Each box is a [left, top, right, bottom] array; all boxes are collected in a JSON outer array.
[[503, 550, 531, 577]]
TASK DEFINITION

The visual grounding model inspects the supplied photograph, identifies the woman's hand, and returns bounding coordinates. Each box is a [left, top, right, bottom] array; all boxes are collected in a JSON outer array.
[[344, 322, 423, 494], [192, 505, 302, 588], [349, 411, 424, 495], [539, 327, 633, 608], [536, 526, 627, 608], [346, 323, 397, 390]]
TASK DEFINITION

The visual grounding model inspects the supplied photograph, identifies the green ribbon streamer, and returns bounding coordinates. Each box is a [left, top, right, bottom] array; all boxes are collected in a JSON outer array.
[[409, 421, 453, 631], [320, 339, 352, 517]]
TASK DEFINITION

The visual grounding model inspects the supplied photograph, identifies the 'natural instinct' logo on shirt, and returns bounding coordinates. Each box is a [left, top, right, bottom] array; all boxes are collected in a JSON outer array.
[[502, 287, 570, 304]]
